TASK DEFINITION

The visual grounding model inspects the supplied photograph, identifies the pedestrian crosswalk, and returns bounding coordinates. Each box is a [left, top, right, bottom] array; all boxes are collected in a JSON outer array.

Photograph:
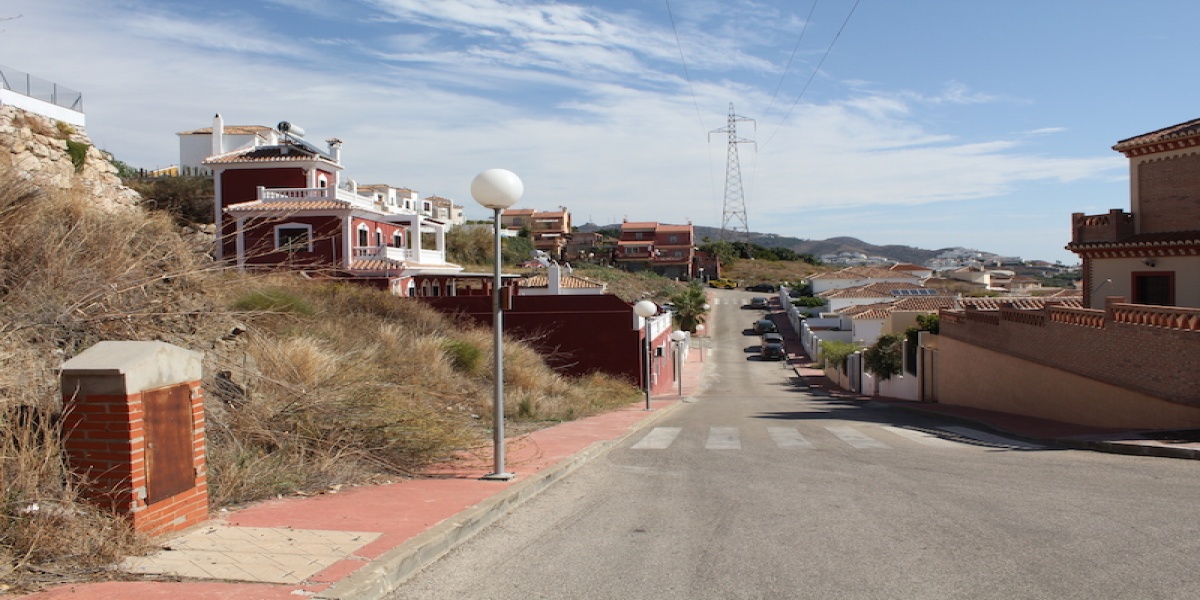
[[629, 424, 1044, 451]]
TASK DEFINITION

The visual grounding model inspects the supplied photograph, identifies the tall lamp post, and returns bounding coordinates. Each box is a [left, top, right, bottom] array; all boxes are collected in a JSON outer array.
[[471, 168, 524, 481], [633, 300, 658, 410], [670, 330, 688, 396]]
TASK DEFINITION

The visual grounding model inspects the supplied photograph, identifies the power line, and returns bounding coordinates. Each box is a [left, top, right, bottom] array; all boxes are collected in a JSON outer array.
[[664, 0, 707, 133], [761, 0, 821, 124], [762, 0, 862, 150]]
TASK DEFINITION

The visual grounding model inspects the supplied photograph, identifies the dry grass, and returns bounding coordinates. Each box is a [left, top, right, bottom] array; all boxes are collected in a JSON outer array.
[[721, 258, 823, 287], [0, 164, 640, 592]]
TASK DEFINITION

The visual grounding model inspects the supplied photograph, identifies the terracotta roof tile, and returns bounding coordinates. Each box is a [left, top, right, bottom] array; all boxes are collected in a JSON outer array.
[[1066, 230, 1200, 249], [959, 296, 1082, 311], [224, 199, 352, 212], [892, 296, 957, 312], [1113, 118, 1200, 152], [809, 266, 919, 280], [819, 282, 925, 299], [178, 125, 274, 135], [204, 143, 337, 165], [348, 258, 406, 272], [518, 273, 605, 289]]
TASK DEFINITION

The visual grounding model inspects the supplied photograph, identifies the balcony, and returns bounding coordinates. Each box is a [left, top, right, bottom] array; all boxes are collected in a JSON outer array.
[[352, 245, 446, 265], [1070, 209, 1135, 245], [259, 186, 376, 208]]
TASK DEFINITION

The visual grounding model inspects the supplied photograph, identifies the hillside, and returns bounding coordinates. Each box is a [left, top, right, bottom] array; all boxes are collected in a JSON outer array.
[[0, 110, 641, 592], [582, 223, 954, 266]]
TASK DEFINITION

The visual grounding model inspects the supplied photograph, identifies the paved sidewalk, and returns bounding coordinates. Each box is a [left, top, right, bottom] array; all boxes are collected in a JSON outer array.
[[23, 340, 711, 600]]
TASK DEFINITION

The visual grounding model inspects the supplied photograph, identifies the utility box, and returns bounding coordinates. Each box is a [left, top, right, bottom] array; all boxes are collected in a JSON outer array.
[[60, 341, 208, 535]]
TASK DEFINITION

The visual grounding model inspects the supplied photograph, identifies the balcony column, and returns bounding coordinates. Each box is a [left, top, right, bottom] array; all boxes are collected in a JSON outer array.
[[410, 216, 423, 259], [435, 222, 446, 253]]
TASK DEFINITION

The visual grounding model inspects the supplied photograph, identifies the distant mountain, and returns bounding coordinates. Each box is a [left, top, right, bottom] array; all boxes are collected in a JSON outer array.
[[575, 222, 976, 265]]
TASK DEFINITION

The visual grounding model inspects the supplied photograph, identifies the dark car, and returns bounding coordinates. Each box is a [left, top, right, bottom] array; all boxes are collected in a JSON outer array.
[[746, 283, 776, 293], [747, 296, 769, 309], [753, 319, 778, 334], [761, 332, 784, 345], [760, 341, 786, 360]]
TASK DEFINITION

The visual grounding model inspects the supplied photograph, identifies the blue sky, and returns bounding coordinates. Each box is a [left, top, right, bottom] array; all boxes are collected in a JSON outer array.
[[4, 0, 1199, 264]]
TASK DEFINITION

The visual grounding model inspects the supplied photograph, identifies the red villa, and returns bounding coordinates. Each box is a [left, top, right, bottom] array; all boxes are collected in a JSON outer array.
[[200, 115, 464, 296]]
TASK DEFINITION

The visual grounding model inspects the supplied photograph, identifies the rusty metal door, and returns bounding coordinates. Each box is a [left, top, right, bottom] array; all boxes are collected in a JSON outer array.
[[143, 384, 194, 504]]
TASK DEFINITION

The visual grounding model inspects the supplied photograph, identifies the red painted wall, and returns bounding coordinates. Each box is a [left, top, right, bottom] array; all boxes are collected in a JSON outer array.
[[239, 214, 344, 268], [420, 294, 649, 386], [219, 167, 308, 259]]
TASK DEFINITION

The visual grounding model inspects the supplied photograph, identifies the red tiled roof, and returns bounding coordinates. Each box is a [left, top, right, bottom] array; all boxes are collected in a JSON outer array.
[[819, 282, 925, 299], [178, 125, 273, 135], [204, 143, 337, 165], [959, 297, 1082, 311], [224, 198, 352, 212], [892, 296, 957, 312], [1113, 118, 1200, 152], [809, 266, 919, 280], [518, 273, 605, 289], [836, 301, 894, 320], [889, 263, 929, 272], [348, 258, 406, 272], [1066, 230, 1200, 250]]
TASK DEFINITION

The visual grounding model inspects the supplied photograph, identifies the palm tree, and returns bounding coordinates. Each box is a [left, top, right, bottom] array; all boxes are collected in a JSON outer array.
[[669, 281, 709, 333]]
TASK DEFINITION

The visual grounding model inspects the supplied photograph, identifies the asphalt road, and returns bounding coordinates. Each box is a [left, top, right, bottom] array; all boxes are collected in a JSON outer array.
[[389, 289, 1200, 600]]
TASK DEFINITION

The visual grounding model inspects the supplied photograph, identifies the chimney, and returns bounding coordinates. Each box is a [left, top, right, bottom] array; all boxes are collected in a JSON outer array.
[[327, 138, 343, 163], [549, 263, 561, 295], [212, 113, 224, 157]]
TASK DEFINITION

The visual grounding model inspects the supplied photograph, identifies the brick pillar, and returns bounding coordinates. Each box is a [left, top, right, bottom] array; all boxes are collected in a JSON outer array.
[[60, 341, 207, 536]]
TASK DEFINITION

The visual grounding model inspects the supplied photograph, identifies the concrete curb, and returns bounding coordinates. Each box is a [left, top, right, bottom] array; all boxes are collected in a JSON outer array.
[[317, 400, 688, 600]]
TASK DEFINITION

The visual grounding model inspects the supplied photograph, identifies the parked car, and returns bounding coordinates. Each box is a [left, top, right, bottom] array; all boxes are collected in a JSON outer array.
[[761, 332, 784, 345], [748, 297, 769, 309], [746, 283, 776, 293], [753, 319, 778, 334], [760, 341, 786, 360], [709, 278, 738, 289]]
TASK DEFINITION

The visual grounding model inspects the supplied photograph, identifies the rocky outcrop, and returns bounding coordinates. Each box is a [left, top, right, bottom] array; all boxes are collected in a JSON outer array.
[[0, 104, 140, 211]]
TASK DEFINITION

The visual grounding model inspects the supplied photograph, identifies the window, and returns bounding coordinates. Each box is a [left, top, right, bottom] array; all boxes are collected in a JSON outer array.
[[392, 232, 404, 248], [375, 229, 383, 246], [669, 235, 678, 244], [317, 174, 328, 188], [275, 224, 312, 252], [1132, 272, 1174, 306], [357, 224, 369, 247]]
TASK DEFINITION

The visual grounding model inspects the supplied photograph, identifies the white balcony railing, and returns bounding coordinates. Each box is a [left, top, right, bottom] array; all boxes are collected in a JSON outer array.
[[352, 246, 447, 265]]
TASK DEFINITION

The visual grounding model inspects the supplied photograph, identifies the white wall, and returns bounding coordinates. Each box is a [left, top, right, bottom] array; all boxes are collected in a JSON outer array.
[[0, 91, 84, 127]]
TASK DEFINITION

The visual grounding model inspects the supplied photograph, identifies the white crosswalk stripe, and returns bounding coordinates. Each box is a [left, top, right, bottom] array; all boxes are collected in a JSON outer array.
[[826, 426, 890, 449], [628, 424, 1040, 451], [767, 427, 814, 449], [706, 427, 741, 450], [631, 427, 682, 449]]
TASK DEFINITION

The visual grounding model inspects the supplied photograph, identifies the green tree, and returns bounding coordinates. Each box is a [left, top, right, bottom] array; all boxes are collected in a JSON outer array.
[[668, 281, 709, 333], [863, 333, 904, 381]]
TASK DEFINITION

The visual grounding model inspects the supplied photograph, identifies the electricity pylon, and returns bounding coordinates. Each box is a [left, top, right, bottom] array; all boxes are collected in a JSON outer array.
[[709, 103, 755, 242]]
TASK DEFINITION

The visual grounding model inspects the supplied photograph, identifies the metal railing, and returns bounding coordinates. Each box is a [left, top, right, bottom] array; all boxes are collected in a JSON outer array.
[[0, 64, 83, 113]]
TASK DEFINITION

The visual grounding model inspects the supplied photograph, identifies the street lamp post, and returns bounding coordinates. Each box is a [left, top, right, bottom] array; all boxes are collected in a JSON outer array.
[[471, 168, 524, 481], [633, 300, 658, 411], [670, 330, 688, 396]]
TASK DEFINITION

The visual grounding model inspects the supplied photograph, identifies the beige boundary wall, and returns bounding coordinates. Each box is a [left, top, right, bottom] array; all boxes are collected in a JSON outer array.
[[933, 335, 1200, 430]]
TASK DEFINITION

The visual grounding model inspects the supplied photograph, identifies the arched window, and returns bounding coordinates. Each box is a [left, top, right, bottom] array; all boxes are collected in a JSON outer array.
[[357, 223, 369, 247], [375, 228, 383, 246], [317, 173, 329, 188], [392, 231, 404, 248]]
